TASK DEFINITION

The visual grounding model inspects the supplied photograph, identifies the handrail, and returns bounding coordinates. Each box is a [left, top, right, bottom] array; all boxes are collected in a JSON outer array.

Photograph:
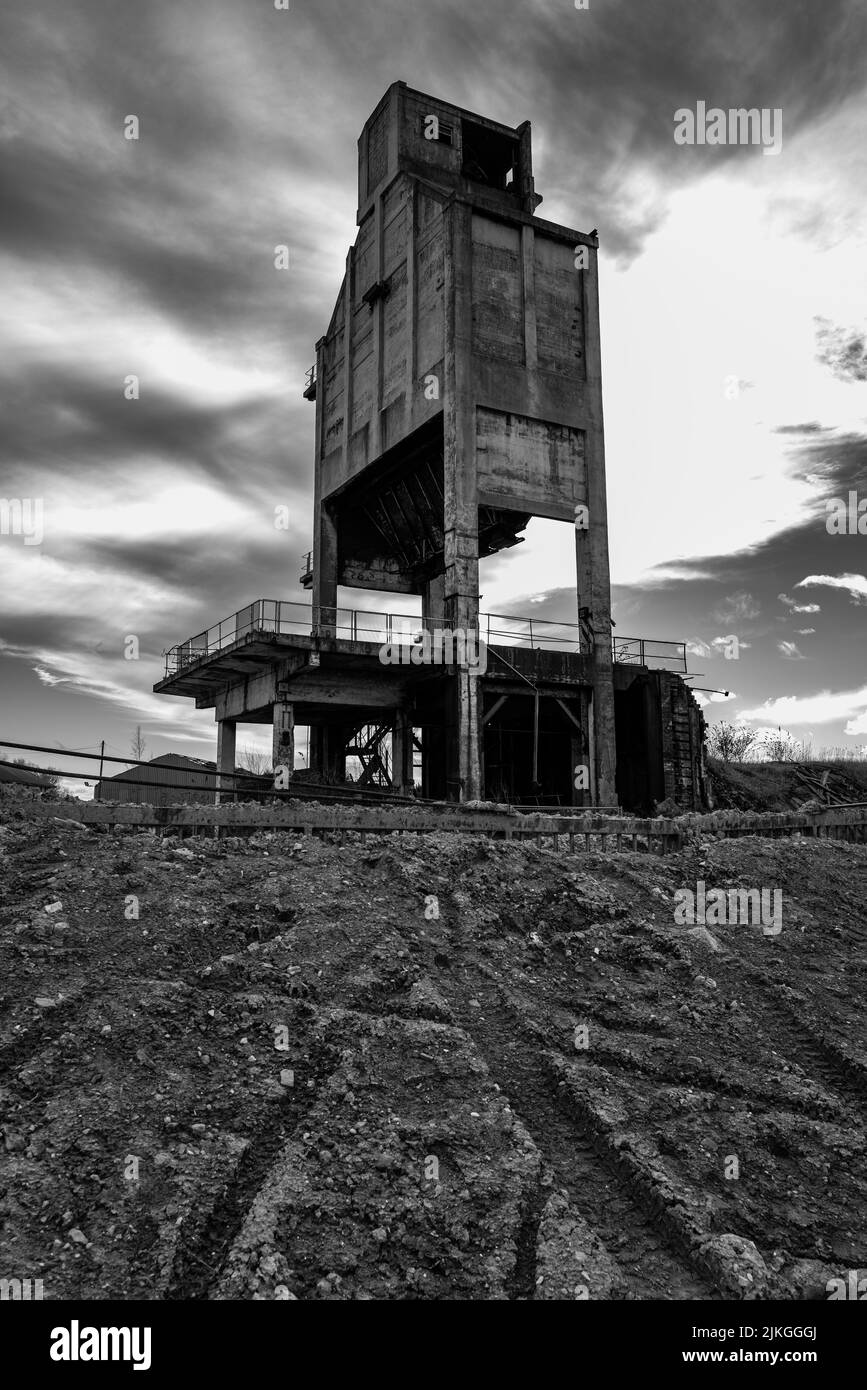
[[613, 636, 687, 673], [161, 599, 687, 677]]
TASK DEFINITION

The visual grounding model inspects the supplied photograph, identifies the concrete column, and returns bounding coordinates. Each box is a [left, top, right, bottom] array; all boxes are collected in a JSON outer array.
[[444, 671, 484, 802], [392, 709, 413, 793], [309, 724, 345, 782], [422, 572, 446, 628], [370, 192, 384, 460], [272, 701, 295, 775], [215, 718, 236, 806], [327, 724, 347, 783], [520, 224, 538, 374], [578, 242, 617, 807], [443, 201, 479, 637], [308, 330, 328, 614], [465, 671, 484, 801], [404, 183, 417, 424], [443, 200, 482, 802], [312, 250, 351, 638], [571, 733, 587, 808], [586, 690, 598, 808], [313, 507, 339, 637]]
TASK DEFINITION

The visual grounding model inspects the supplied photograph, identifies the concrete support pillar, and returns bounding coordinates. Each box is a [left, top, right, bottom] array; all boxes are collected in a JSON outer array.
[[443, 200, 482, 802], [587, 689, 597, 808], [215, 718, 236, 806], [462, 671, 484, 801], [272, 700, 295, 775], [328, 725, 347, 783], [422, 572, 446, 629], [443, 201, 479, 637], [444, 672, 483, 802], [571, 733, 588, 808], [392, 710, 414, 793], [309, 724, 346, 782], [311, 249, 351, 640], [309, 726, 325, 779], [578, 242, 618, 808], [312, 507, 338, 637]]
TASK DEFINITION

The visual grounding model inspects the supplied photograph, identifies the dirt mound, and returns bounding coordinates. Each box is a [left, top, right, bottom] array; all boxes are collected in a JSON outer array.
[[709, 759, 867, 813], [1, 803, 865, 1300]]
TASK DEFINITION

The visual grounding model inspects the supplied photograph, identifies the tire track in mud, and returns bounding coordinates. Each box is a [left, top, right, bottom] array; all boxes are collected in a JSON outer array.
[[441, 960, 718, 1300], [162, 1032, 336, 1300], [713, 957, 867, 1115], [593, 852, 867, 1109]]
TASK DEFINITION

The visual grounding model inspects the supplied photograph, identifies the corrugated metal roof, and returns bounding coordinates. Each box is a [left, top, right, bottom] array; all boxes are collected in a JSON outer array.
[[95, 755, 222, 806]]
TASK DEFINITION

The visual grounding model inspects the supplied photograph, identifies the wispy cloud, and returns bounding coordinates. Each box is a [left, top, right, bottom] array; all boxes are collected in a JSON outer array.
[[740, 684, 867, 726], [796, 572, 867, 602], [815, 316, 867, 382]]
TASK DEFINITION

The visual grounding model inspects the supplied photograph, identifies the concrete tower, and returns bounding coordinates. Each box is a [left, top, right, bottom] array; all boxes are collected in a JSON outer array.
[[307, 81, 617, 803]]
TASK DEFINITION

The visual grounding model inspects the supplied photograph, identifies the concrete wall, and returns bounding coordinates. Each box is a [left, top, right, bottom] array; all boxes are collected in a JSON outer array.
[[310, 83, 618, 803]]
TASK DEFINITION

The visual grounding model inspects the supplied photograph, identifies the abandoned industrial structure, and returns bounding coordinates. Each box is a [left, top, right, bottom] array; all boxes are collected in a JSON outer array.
[[155, 82, 708, 813]]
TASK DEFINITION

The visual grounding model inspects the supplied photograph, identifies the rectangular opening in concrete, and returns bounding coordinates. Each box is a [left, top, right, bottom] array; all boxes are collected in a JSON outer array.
[[461, 118, 518, 190]]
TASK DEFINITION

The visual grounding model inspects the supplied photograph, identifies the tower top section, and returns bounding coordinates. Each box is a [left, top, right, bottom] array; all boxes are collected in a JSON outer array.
[[357, 81, 542, 223]]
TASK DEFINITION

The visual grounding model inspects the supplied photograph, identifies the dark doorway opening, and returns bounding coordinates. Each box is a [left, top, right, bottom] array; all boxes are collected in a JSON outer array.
[[615, 676, 663, 814], [483, 691, 585, 806]]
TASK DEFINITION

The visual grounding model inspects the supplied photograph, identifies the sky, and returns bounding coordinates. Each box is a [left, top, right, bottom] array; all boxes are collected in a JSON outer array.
[[1, 0, 866, 793]]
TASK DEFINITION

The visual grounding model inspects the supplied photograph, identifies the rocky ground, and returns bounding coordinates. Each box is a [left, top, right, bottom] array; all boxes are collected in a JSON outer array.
[[1, 796, 865, 1300]]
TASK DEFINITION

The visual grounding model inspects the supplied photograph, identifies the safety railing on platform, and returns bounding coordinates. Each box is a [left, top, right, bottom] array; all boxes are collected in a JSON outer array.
[[612, 636, 688, 673], [163, 600, 687, 677], [163, 601, 584, 675]]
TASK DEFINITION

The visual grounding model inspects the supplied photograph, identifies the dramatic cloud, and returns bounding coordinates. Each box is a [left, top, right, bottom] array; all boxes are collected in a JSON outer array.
[[796, 573, 867, 603], [1, 0, 867, 766], [815, 316, 867, 382]]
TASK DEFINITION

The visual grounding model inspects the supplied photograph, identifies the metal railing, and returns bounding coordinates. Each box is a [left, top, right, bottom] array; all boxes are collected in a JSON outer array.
[[483, 612, 583, 651], [162, 599, 687, 677], [613, 636, 688, 673]]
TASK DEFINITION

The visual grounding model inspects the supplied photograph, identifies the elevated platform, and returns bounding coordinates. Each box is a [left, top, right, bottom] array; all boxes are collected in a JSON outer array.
[[153, 599, 698, 811], [155, 628, 595, 719]]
